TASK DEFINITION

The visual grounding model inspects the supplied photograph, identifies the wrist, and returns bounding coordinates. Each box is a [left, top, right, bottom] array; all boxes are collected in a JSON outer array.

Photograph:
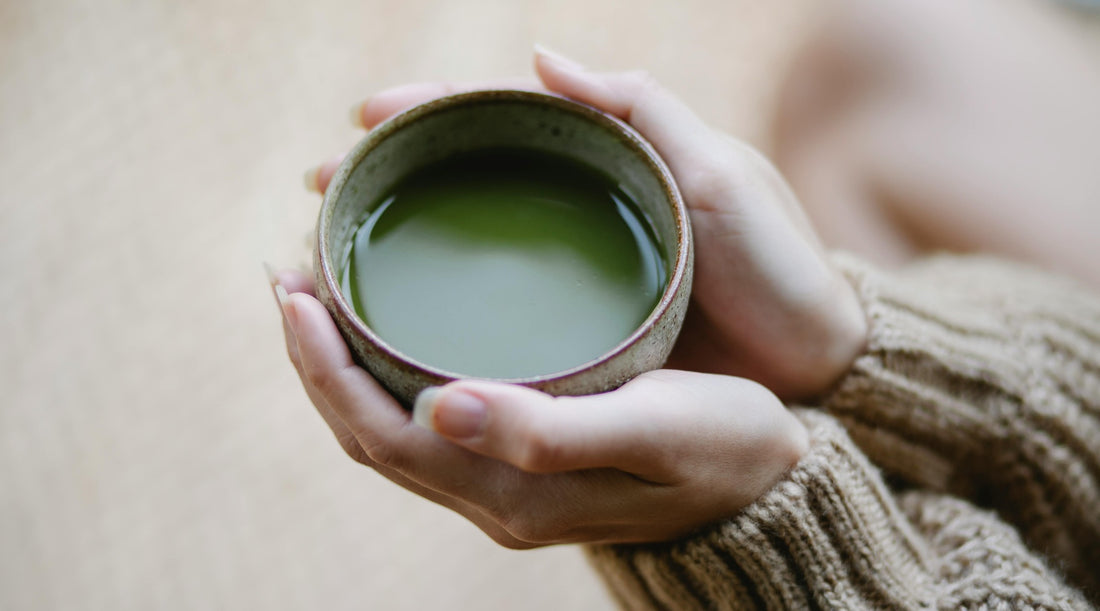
[[767, 266, 868, 402], [808, 268, 868, 397]]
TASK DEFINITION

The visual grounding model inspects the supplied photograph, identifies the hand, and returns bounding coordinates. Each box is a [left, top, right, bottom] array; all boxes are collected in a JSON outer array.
[[269, 267, 807, 548], [311, 47, 867, 400]]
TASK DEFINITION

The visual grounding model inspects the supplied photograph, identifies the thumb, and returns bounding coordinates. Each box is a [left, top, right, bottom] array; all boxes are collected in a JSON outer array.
[[411, 378, 645, 474], [533, 45, 723, 187], [410, 371, 798, 477]]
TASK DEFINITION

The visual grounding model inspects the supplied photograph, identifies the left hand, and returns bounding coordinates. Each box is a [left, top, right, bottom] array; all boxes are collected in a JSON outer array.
[[270, 269, 807, 548]]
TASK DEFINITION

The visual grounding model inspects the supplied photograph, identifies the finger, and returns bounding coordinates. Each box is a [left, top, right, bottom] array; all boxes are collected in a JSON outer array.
[[411, 380, 637, 474], [268, 268, 370, 472], [533, 46, 728, 193], [270, 283, 389, 466], [266, 264, 314, 368], [367, 459, 537, 549], [266, 268, 534, 547], [282, 292, 417, 456], [276, 287, 392, 460], [283, 291, 518, 496], [304, 155, 344, 195], [534, 46, 829, 242], [350, 77, 544, 130], [276, 269, 691, 544], [294, 361, 537, 550], [268, 266, 315, 298], [533, 46, 820, 241], [285, 354, 537, 549], [408, 370, 749, 477], [310, 78, 545, 195]]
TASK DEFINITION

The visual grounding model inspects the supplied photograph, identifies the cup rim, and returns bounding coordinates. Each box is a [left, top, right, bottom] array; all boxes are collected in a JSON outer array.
[[317, 89, 690, 384]]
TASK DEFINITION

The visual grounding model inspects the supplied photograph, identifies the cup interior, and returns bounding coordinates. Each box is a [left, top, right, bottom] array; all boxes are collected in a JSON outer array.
[[323, 91, 681, 290]]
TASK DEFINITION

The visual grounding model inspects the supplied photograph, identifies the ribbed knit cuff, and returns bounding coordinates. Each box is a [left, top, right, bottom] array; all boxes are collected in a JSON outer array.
[[824, 253, 1100, 490], [584, 410, 935, 611], [820, 253, 1023, 490], [824, 253, 1100, 596]]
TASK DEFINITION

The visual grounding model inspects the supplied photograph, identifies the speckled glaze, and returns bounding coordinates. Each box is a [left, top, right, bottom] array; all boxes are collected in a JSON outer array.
[[315, 90, 692, 406]]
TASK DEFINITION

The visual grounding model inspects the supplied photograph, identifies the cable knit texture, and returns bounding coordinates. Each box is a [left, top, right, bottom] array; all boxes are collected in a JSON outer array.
[[585, 255, 1100, 610]]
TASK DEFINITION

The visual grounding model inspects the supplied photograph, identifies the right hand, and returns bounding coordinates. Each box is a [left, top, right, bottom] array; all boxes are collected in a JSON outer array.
[[273, 269, 807, 547], [309, 47, 867, 400]]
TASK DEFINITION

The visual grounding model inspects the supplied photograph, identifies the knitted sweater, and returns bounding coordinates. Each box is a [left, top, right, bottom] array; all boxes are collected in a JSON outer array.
[[585, 255, 1100, 610]]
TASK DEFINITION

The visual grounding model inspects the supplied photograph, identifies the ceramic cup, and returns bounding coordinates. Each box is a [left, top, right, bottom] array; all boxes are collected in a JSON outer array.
[[314, 90, 693, 406]]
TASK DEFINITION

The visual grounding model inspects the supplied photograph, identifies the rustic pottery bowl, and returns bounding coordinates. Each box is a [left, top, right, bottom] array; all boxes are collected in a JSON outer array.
[[314, 90, 693, 406]]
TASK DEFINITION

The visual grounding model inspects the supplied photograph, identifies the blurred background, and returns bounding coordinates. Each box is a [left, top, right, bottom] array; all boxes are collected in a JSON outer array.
[[0, 1, 817, 608]]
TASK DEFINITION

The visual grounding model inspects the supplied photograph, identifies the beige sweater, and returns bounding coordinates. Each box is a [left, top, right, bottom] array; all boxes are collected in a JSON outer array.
[[586, 255, 1100, 610]]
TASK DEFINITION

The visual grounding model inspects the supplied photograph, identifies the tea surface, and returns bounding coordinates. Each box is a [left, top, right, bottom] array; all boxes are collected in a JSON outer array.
[[342, 148, 666, 378]]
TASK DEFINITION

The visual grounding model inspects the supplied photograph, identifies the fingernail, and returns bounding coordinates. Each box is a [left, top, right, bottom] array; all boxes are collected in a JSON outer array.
[[412, 387, 441, 429], [534, 43, 585, 71], [349, 101, 367, 128], [303, 166, 321, 193], [413, 387, 487, 439], [263, 261, 277, 286], [275, 284, 297, 332]]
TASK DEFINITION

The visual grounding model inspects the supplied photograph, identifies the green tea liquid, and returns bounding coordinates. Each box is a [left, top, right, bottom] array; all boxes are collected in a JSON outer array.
[[341, 148, 666, 379]]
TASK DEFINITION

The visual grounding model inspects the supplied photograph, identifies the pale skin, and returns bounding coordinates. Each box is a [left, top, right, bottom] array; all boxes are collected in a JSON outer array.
[[270, 47, 867, 548], [774, 0, 1100, 286]]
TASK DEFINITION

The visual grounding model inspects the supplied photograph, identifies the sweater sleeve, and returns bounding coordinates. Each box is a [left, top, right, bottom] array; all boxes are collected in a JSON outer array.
[[584, 410, 1091, 610], [823, 254, 1100, 597], [584, 254, 1100, 609]]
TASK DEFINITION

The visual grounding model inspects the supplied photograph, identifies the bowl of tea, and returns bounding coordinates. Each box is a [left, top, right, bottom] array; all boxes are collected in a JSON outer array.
[[314, 90, 693, 406]]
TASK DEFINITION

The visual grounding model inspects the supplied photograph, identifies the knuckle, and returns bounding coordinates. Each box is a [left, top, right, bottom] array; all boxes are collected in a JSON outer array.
[[623, 69, 661, 120], [682, 162, 741, 207], [304, 363, 340, 397], [490, 530, 538, 550], [517, 426, 566, 473], [488, 489, 577, 545], [682, 138, 780, 209], [501, 513, 559, 544], [337, 434, 371, 466], [361, 438, 404, 472], [486, 493, 548, 544]]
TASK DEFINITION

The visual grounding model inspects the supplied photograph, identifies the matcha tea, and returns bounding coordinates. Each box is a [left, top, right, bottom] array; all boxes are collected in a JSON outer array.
[[341, 148, 666, 379]]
